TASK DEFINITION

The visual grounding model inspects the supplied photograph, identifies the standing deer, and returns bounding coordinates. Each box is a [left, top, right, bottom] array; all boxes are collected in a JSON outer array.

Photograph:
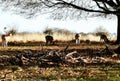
[[100, 34, 110, 43], [1, 33, 12, 47], [45, 35, 54, 45], [75, 33, 80, 44]]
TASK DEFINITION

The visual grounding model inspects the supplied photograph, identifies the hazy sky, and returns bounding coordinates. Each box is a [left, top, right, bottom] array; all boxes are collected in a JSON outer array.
[[0, 9, 117, 34]]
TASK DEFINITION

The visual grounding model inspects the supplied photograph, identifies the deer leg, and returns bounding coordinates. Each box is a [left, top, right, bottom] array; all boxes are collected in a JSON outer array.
[[2, 41, 4, 47], [50, 40, 52, 45], [1, 40, 5, 47], [76, 39, 80, 44], [46, 40, 48, 45], [5, 41, 8, 46]]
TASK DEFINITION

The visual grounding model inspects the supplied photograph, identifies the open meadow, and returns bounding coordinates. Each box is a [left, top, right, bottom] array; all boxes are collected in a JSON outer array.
[[0, 0, 119, 80], [0, 33, 119, 81]]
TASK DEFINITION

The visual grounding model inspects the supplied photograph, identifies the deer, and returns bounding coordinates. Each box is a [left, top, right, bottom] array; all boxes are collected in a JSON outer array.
[[75, 33, 80, 44], [100, 34, 110, 43], [45, 35, 54, 45], [1, 33, 12, 47]]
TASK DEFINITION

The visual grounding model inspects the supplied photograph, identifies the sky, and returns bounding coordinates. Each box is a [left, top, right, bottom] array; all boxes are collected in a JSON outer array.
[[0, 8, 117, 34]]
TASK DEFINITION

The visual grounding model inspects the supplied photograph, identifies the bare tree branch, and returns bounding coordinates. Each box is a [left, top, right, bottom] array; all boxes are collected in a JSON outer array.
[[116, 0, 120, 5], [105, 0, 117, 9], [102, 2, 109, 10], [42, 0, 116, 14], [95, 1, 109, 11]]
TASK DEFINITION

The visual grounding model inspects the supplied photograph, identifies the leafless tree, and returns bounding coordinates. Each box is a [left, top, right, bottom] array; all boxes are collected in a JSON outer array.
[[1, 0, 120, 44]]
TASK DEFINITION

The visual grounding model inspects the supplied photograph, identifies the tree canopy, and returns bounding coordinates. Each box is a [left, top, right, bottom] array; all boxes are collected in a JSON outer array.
[[0, 0, 117, 19]]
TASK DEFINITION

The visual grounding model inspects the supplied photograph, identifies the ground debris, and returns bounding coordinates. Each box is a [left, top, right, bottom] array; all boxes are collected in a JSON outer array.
[[0, 45, 120, 67]]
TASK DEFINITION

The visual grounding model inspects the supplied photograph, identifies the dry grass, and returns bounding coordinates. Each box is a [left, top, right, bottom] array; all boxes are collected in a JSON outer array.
[[0, 33, 116, 45], [0, 33, 74, 43], [0, 33, 101, 43], [0, 58, 120, 81]]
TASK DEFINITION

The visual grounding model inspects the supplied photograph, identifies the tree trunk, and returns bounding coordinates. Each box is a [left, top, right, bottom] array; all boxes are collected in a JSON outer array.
[[115, 15, 120, 44]]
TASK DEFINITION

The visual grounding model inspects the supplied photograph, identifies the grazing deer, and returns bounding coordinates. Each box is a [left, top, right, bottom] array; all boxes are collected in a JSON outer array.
[[1, 33, 12, 47], [100, 34, 109, 43], [45, 35, 54, 45]]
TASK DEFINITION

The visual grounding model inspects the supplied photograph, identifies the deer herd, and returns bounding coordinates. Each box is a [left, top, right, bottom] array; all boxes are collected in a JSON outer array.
[[0, 27, 115, 47], [0, 33, 114, 47]]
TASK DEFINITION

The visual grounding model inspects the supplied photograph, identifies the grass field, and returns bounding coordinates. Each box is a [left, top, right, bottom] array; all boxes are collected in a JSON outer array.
[[0, 32, 118, 81], [1, 64, 120, 81]]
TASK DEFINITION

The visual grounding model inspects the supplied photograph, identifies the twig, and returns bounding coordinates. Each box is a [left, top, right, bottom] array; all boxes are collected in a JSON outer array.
[[66, 51, 77, 57], [63, 42, 70, 52]]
